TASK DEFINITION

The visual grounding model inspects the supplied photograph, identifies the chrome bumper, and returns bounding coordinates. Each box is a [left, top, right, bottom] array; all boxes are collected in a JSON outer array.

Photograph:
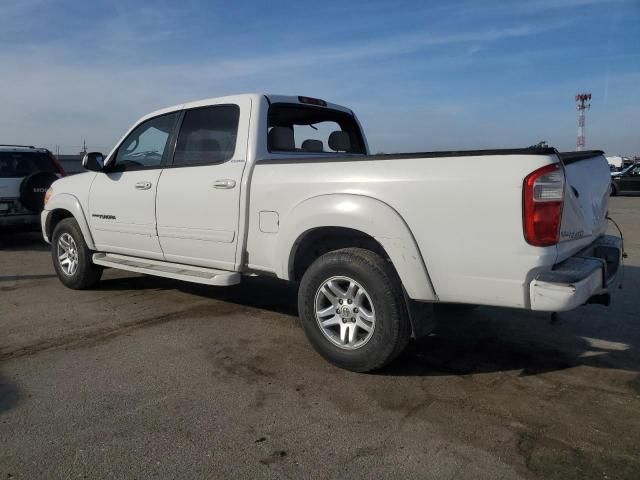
[[530, 235, 622, 311]]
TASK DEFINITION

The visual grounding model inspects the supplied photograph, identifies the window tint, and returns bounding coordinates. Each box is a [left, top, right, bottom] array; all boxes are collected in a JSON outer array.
[[173, 105, 240, 166], [113, 112, 179, 171], [267, 104, 366, 154], [0, 152, 56, 178]]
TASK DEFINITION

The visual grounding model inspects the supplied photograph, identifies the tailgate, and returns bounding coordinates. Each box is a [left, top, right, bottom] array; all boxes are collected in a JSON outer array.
[[557, 150, 611, 261]]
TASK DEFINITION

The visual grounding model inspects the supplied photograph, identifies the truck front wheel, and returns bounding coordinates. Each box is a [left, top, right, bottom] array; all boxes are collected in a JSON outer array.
[[51, 218, 103, 289], [297, 248, 410, 372]]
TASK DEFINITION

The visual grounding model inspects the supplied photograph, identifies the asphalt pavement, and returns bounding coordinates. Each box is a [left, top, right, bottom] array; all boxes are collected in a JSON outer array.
[[1, 197, 639, 479]]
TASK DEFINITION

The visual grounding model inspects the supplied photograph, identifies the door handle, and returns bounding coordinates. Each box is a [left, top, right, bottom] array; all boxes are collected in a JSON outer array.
[[135, 181, 152, 190], [214, 179, 236, 189]]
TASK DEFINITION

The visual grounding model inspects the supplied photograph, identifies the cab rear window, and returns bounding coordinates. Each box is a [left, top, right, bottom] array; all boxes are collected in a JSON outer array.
[[0, 152, 57, 178], [267, 104, 366, 154]]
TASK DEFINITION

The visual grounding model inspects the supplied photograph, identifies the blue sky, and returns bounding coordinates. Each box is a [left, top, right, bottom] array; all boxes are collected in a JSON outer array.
[[1, 0, 638, 155]]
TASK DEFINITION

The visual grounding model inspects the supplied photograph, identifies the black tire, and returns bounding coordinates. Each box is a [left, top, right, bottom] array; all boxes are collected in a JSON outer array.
[[610, 183, 617, 196], [297, 248, 410, 372], [51, 218, 103, 289]]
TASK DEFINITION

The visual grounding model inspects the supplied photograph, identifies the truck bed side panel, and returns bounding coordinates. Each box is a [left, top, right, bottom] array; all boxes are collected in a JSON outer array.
[[247, 153, 559, 308]]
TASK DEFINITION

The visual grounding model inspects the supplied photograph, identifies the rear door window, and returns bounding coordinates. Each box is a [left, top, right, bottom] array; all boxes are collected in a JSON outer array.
[[0, 152, 56, 178], [172, 105, 240, 166]]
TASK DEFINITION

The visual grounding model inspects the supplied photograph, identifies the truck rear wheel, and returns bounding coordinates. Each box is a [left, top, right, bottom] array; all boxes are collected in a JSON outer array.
[[51, 218, 103, 289], [297, 248, 410, 372]]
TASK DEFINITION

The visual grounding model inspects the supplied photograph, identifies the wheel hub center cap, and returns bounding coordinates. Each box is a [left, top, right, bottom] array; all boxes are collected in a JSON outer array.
[[339, 305, 352, 318]]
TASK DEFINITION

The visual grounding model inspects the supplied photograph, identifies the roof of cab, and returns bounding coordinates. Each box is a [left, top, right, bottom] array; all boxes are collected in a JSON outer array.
[[139, 93, 352, 124]]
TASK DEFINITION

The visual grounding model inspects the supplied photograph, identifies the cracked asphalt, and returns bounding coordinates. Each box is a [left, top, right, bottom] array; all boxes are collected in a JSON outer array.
[[1, 197, 639, 479]]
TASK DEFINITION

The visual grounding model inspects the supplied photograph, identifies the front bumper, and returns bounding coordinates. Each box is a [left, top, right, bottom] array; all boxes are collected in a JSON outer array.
[[530, 235, 622, 311], [41, 209, 51, 243]]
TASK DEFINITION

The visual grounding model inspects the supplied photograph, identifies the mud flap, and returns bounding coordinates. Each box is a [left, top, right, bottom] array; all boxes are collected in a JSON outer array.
[[404, 293, 437, 339]]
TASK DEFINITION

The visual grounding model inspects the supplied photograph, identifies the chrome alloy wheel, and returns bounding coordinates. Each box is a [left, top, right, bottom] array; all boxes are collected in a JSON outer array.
[[314, 276, 376, 350], [57, 232, 79, 276]]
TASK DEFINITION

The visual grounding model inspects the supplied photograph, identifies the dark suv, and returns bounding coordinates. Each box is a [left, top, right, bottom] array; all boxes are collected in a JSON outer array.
[[0, 145, 65, 228], [611, 163, 640, 196]]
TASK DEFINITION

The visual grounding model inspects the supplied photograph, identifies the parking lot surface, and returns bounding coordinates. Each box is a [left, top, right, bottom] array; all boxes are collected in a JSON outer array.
[[1, 198, 639, 479]]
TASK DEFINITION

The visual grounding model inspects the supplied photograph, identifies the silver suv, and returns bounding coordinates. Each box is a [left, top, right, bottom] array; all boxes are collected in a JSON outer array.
[[0, 145, 65, 228]]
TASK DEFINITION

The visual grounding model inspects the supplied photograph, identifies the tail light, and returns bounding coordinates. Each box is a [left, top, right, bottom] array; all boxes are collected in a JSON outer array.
[[48, 152, 66, 177], [523, 163, 564, 246]]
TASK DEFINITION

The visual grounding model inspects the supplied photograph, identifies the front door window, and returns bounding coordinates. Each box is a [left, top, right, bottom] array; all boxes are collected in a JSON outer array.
[[110, 113, 179, 171]]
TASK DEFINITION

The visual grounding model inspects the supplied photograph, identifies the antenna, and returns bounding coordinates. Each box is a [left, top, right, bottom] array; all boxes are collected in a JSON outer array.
[[575, 93, 591, 151]]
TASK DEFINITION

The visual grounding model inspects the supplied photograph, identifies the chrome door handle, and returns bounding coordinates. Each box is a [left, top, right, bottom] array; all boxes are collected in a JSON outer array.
[[214, 179, 236, 189], [135, 181, 152, 190]]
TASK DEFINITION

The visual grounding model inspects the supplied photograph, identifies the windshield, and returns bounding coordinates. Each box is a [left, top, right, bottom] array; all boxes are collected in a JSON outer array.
[[619, 164, 637, 175], [0, 151, 56, 178]]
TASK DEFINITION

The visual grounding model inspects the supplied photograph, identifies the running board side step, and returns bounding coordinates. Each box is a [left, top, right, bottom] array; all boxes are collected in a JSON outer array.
[[92, 253, 241, 286]]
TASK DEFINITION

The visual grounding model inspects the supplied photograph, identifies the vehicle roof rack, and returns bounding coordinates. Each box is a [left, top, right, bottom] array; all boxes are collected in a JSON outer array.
[[0, 144, 37, 148]]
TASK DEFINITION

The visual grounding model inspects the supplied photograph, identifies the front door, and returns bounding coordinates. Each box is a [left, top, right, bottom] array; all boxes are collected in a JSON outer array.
[[156, 99, 249, 270], [618, 164, 640, 193], [89, 112, 179, 259]]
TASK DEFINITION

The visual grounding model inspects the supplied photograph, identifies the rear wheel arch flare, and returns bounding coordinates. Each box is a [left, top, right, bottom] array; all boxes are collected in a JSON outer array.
[[279, 193, 437, 301]]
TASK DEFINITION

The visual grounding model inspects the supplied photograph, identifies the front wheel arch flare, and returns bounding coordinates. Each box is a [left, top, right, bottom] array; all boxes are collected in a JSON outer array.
[[44, 193, 96, 250]]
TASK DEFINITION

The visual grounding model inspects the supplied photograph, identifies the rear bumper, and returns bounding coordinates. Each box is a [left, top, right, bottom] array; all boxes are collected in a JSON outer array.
[[0, 213, 40, 227], [530, 235, 622, 311]]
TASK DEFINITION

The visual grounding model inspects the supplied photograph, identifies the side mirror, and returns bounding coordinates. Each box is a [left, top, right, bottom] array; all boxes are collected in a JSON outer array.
[[82, 152, 105, 172]]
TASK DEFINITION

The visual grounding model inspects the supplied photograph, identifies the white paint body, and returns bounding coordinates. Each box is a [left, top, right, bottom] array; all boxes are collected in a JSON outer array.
[[42, 94, 617, 312]]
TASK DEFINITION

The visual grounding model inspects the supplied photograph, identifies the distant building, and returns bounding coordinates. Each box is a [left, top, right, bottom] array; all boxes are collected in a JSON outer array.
[[606, 155, 635, 169], [607, 156, 624, 168]]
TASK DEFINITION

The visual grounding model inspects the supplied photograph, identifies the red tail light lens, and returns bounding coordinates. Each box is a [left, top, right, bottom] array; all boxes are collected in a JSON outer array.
[[523, 163, 564, 246]]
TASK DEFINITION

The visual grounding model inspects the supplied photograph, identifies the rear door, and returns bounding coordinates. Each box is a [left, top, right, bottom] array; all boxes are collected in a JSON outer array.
[[155, 97, 250, 271], [89, 112, 179, 259]]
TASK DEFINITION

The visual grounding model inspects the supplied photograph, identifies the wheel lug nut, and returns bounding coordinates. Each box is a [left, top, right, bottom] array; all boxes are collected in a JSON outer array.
[[336, 309, 340, 314], [353, 307, 359, 313], [347, 299, 352, 304], [351, 318, 356, 323], [339, 300, 343, 305], [342, 318, 347, 323]]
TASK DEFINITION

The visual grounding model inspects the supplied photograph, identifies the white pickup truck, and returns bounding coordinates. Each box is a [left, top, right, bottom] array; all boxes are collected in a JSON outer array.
[[42, 94, 622, 371]]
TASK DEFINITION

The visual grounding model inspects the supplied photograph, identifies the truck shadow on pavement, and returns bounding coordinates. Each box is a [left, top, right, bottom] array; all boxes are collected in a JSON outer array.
[[385, 310, 640, 378], [100, 274, 301, 317], [98, 267, 640, 379], [0, 231, 49, 252]]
